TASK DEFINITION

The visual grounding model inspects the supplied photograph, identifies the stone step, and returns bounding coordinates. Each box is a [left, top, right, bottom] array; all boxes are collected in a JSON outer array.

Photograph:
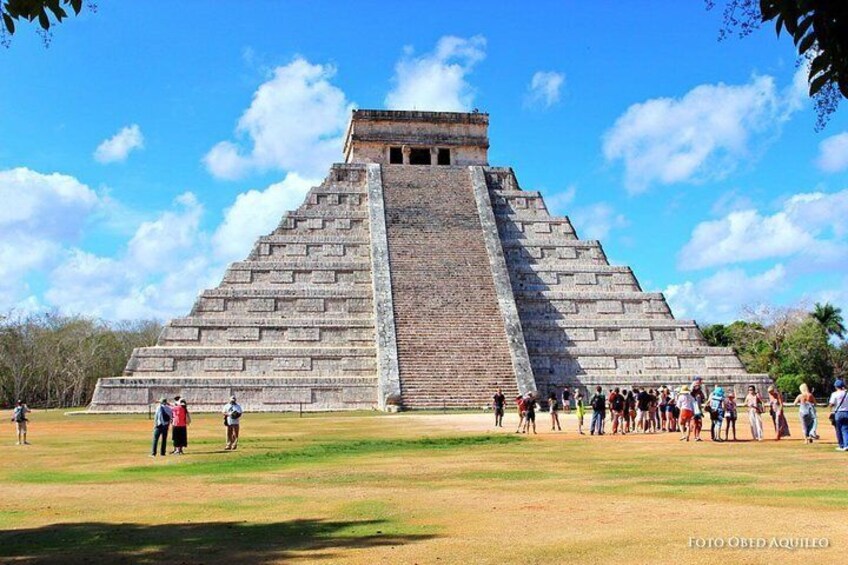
[[257, 234, 370, 245], [229, 259, 371, 271], [88, 375, 378, 413], [159, 323, 374, 347], [521, 318, 699, 329], [515, 290, 663, 300], [125, 346, 377, 377], [169, 317, 374, 328]]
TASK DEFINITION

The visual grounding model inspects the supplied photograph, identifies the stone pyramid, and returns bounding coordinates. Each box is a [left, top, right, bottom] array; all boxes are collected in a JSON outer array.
[[89, 110, 770, 412]]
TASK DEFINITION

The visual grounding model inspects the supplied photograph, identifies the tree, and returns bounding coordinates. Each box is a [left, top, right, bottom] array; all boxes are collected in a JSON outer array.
[[702, 323, 732, 346], [811, 301, 846, 339], [707, 0, 848, 129], [1, 0, 94, 46]]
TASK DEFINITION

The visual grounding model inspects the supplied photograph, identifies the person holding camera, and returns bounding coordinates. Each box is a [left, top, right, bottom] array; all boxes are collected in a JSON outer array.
[[11, 400, 31, 445], [223, 395, 243, 451]]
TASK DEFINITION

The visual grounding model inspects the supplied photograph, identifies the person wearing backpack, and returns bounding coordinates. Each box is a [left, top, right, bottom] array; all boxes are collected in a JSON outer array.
[[589, 386, 606, 435], [223, 395, 243, 450], [11, 400, 31, 445], [151, 398, 173, 457]]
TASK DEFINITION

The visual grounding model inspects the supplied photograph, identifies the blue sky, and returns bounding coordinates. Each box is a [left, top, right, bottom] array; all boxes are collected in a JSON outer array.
[[1, 1, 847, 324]]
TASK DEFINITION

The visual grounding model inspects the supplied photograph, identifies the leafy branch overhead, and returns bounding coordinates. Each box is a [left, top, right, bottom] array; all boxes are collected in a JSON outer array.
[[1, 0, 94, 43], [708, 0, 848, 129]]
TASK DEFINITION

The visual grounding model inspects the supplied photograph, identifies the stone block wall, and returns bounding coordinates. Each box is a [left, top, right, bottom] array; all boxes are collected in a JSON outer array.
[[486, 167, 770, 398]]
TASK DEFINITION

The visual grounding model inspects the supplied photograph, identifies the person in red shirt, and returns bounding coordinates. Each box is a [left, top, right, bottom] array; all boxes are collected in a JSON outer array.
[[170, 399, 191, 455], [514, 395, 526, 433]]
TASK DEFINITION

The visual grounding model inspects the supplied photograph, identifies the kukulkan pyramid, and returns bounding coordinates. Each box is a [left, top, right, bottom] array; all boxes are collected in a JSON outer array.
[[89, 110, 770, 412]]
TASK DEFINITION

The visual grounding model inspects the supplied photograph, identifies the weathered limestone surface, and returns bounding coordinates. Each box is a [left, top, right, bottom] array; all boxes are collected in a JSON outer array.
[[89, 109, 769, 413], [485, 167, 771, 396], [380, 165, 517, 408]]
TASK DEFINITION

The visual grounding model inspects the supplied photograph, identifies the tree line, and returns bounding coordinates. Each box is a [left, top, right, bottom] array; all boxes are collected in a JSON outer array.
[[0, 312, 161, 408], [702, 302, 847, 397]]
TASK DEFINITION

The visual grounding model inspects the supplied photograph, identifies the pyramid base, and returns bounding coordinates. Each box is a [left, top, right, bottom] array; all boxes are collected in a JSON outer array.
[[88, 376, 378, 413]]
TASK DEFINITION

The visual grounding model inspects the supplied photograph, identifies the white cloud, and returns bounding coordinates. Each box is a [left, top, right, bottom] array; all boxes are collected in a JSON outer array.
[[204, 57, 354, 180], [544, 185, 577, 215], [570, 202, 628, 240], [664, 264, 787, 322], [525, 71, 564, 108], [679, 189, 848, 270], [212, 172, 315, 261], [385, 35, 486, 112], [45, 193, 221, 321], [94, 124, 144, 164], [0, 167, 101, 305], [816, 132, 848, 173], [603, 74, 798, 194]]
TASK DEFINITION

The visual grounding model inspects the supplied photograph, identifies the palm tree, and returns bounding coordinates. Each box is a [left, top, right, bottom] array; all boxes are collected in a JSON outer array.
[[811, 302, 846, 340]]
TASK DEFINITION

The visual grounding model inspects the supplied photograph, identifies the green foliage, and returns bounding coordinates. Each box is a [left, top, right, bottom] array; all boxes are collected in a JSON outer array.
[[702, 323, 731, 346], [1, 0, 93, 46], [811, 301, 846, 339], [719, 309, 839, 395], [774, 373, 804, 396]]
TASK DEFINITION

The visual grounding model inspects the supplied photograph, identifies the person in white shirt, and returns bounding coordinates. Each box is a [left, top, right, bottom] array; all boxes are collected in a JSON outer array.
[[828, 380, 848, 451], [222, 396, 243, 451], [676, 386, 695, 442]]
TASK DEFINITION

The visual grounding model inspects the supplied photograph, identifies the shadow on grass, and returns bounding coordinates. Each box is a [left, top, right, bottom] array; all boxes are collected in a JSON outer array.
[[0, 519, 435, 564]]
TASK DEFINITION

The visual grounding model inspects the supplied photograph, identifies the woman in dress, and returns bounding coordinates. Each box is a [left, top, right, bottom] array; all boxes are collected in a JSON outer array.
[[767, 386, 790, 440], [793, 383, 817, 443], [745, 385, 764, 441]]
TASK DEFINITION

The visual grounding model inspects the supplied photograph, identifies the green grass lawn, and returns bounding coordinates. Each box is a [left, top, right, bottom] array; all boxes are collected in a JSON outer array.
[[1, 409, 845, 564]]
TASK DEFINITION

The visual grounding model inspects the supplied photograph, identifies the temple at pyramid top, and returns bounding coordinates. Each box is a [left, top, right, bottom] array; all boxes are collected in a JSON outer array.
[[343, 109, 490, 166], [88, 108, 771, 413]]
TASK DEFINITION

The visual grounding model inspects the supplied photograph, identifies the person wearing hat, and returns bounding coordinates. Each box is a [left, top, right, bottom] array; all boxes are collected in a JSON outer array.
[[828, 379, 848, 451], [151, 398, 173, 457], [676, 385, 695, 441], [222, 395, 243, 450]]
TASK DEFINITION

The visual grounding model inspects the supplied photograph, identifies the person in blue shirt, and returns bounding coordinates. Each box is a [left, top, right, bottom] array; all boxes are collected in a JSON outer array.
[[151, 398, 173, 457]]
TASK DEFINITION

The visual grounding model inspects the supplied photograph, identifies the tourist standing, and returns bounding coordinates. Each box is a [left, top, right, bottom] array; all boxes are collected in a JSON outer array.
[[723, 392, 738, 441], [171, 399, 191, 454], [548, 392, 561, 431], [767, 386, 790, 440], [609, 388, 624, 434], [676, 386, 695, 442], [562, 386, 572, 413], [223, 395, 243, 450], [794, 384, 817, 444], [575, 391, 586, 435], [636, 388, 651, 432], [514, 395, 526, 433], [11, 400, 31, 445], [624, 390, 636, 434], [522, 394, 537, 434], [659, 387, 670, 432], [492, 388, 506, 428], [828, 380, 848, 451], [708, 387, 725, 442], [589, 386, 606, 435], [690, 378, 706, 442], [151, 398, 172, 457], [745, 386, 764, 441]]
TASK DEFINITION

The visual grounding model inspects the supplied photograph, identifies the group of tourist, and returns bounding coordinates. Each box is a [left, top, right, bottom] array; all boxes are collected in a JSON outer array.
[[495, 378, 848, 449], [150, 395, 244, 456]]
